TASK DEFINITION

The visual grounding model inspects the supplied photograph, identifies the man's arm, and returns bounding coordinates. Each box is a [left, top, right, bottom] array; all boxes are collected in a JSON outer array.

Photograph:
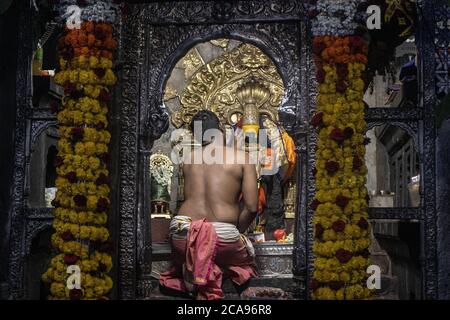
[[238, 157, 258, 233]]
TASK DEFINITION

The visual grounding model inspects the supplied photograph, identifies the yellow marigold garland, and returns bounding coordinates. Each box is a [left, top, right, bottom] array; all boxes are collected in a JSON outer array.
[[309, 2, 373, 300], [42, 20, 116, 300]]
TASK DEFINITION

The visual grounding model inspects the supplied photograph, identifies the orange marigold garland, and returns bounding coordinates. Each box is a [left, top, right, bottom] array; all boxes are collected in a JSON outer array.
[[309, 1, 373, 300], [42, 1, 120, 300]]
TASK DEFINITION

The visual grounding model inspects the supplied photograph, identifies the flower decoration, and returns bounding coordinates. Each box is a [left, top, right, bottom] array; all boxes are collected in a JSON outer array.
[[315, 224, 325, 239], [42, 0, 119, 300], [311, 112, 324, 128], [325, 160, 340, 174], [335, 195, 350, 208], [309, 0, 372, 300], [329, 128, 345, 144], [331, 220, 346, 232]]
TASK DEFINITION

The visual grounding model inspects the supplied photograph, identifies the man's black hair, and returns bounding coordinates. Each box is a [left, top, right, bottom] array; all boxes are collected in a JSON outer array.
[[189, 110, 221, 145]]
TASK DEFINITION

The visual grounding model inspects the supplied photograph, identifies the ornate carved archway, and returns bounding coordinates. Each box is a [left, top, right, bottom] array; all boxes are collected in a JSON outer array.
[[118, 1, 309, 299], [115, 0, 439, 300]]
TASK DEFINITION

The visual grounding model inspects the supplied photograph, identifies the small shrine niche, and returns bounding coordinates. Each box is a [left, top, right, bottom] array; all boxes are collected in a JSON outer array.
[[365, 124, 422, 299], [28, 126, 59, 208], [150, 153, 174, 215], [365, 125, 420, 208]]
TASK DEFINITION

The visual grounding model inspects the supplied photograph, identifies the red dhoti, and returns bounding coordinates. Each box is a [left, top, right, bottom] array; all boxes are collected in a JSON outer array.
[[159, 216, 258, 300]]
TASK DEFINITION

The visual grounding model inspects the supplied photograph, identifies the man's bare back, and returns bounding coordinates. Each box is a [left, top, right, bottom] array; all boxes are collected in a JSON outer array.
[[178, 144, 258, 232]]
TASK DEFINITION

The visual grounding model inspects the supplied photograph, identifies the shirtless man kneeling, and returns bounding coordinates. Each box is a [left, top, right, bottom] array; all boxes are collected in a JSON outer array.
[[159, 110, 259, 300]]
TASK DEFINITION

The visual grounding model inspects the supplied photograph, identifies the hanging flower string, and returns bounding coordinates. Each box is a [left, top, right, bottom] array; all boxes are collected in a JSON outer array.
[[42, 0, 120, 300], [309, 0, 373, 300]]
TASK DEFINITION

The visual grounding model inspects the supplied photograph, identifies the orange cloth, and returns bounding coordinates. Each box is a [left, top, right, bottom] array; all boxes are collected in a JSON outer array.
[[281, 131, 296, 182], [258, 185, 266, 214], [239, 185, 266, 214]]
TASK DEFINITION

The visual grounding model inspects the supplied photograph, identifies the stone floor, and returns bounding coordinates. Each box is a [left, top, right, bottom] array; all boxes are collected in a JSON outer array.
[[149, 278, 299, 300]]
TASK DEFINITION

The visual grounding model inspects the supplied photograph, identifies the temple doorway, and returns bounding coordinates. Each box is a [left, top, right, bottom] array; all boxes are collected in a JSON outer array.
[[149, 39, 299, 288]]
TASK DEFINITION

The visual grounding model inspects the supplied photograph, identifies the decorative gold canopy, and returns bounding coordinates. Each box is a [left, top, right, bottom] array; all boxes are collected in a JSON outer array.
[[171, 43, 285, 128]]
